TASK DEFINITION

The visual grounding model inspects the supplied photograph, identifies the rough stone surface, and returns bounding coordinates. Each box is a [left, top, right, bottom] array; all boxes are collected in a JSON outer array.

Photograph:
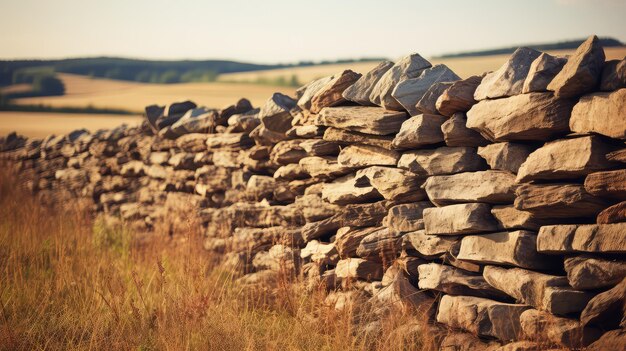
[[259, 93, 296, 133], [436, 75, 483, 116], [337, 144, 399, 168], [383, 202, 433, 232], [600, 58, 626, 91], [537, 223, 626, 254], [424, 170, 516, 206], [403, 230, 458, 259], [467, 92, 575, 142], [514, 183, 607, 219], [491, 205, 545, 231], [392, 64, 460, 115], [597, 200, 626, 224], [564, 255, 626, 290], [423, 203, 498, 235], [418, 263, 507, 299], [297, 75, 335, 110], [321, 174, 382, 205], [520, 309, 602, 348], [310, 69, 362, 113], [415, 81, 454, 115], [323, 127, 394, 150], [570, 89, 626, 139], [581, 278, 626, 330], [315, 106, 407, 136], [342, 61, 394, 106], [335, 258, 383, 281], [441, 112, 489, 147], [585, 169, 626, 200], [391, 114, 448, 149], [547, 35, 606, 98], [522, 53, 567, 93], [355, 166, 426, 202], [397, 146, 486, 177], [474, 47, 541, 100], [478, 143, 534, 174], [587, 328, 626, 351]]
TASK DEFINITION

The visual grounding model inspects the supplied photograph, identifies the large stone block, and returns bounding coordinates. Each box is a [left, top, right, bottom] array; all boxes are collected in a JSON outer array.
[[423, 170, 516, 206], [356, 227, 404, 263], [337, 144, 399, 168], [581, 278, 626, 330], [403, 230, 459, 259], [522, 52, 567, 93], [478, 142, 534, 174], [397, 146, 486, 177], [564, 255, 626, 290], [322, 127, 394, 150], [392, 64, 460, 115], [391, 114, 448, 149], [310, 70, 362, 113], [415, 81, 453, 115], [585, 169, 626, 200], [315, 106, 407, 136], [423, 203, 498, 235], [342, 61, 394, 106], [355, 166, 426, 202], [335, 258, 384, 281], [382, 202, 433, 232], [474, 47, 541, 100], [321, 174, 382, 205], [436, 75, 483, 116], [418, 263, 507, 299], [441, 112, 489, 147], [520, 309, 602, 348], [597, 200, 626, 224], [514, 183, 607, 219], [570, 89, 626, 139], [537, 223, 626, 254]]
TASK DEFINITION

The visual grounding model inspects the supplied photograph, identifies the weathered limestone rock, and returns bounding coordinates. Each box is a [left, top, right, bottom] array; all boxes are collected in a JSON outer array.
[[176, 133, 209, 152], [537, 223, 626, 254], [227, 108, 261, 133], [335, 227, 381, 258], [300, 240, 338, 266], [491, 205, 545, 231], [286, 124, 325, 139], [597, 200, 626, 224], [522, 53, 567, 93], [391, 114, 447, 149], [295, 194, 339, 222], [585, 169, 626, 200], [565, 255, 626, 290], [439, 332, 502, 351], [342, 61, 394, 106], [587, 329, 626, 351], [299, 139, 340, 157], [170, 107, 217, 135], [570, 89, 626, 139], [205, 133, 253, 150], [310, 70, 362, 113], [478, 143, 534, 174], [403, 230, 459, 259], [397, 146, 486, 177], [335, 258, 383, 281], [437, 295, 530, 341], [600, 58, 626, 91], [369, 53, 432, 110], [342, 201, 389, 227], [607, 148, 626, 163], [415, 81, 454, 115], [356, 227, 404, 263], [418, 263, 507, 299], [392, 64, 460, 115], [382, 202, 433, 232], [514, 183, 607, 219], [424, 170, 516, 206], [297, 75, 334, 110], [520, 309, 602, 348], [458, 231, 554, 270], [299, 156, 353, 179], [423, 203, 498, 235], [466, 92, 575, 142], [474, 47, 541, 100], [323, 127, 394, 150], [483, 266, 593, 315], [436, 75, 483, 116], [337, 144, 399, 167], [581, 278, 626, 329], [441, 112, 489, 147], [315, 107, 407, 135], [273, 163, 308, 181], [494, 341, 541, 351], [355, 166, 426, 202], [321, 174, 382, 205], [547, 35, 606, 98], [259, 93, 296, 133]]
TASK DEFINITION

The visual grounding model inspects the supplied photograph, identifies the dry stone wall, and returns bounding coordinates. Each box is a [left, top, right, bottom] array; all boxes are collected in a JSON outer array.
[[1, 35, 625, 350]]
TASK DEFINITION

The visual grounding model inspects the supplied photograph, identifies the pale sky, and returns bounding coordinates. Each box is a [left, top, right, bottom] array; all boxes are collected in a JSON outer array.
[[1, 0, 625, 63]]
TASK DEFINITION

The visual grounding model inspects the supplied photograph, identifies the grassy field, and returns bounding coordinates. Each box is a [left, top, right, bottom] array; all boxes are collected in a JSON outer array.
[[0, 170, 432, 351]]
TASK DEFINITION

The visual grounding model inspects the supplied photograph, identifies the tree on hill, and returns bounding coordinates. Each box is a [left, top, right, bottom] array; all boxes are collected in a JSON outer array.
[[32, 75, 65, 96]]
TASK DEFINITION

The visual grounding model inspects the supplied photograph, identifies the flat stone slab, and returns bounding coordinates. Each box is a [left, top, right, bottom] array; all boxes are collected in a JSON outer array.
[[298, 156, 354, 179], [383, 202, 433, 232], [391, 114, 448, 149], [491, 205, 546, 231], [514, 183, 607, 219], [584, 169, 626, 200], [397, 146, 486, 177], [565, 255, 626, 290], [441, 112, 489, 147], [322, 127, 394, 150], [321, 174, 382, 205], [570, 89, 626, 140], [466, 92, 575, 142], [437, 295, 530, 341], [335, 258, 383, 281], [597, 200, 626, 224], [423, 170, 516, 206], [356, 227, 404, 263], [458, 231, 556, 270], [335, 226, 381, 258], [403, 230, 459, 259], [423, 203, 498, 235], [315, 106, 407, 136], [581, 277, 626, 330], [520, 309, 602, 348], [478, 142, 534, 174], [537, 223, 626, 254], [355, 166, 426, 202], [337, 144, 399, 168], [483, 265, 593, 315], [310, 69, 362, 113], [418, 263, 508, 299]]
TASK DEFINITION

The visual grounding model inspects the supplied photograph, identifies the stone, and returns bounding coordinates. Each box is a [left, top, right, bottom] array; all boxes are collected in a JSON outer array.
[[335, 258, 383, 281], [315, 106, 407, 136], [369, 53, 432, 111], [424, 203, 498, 235], [286, 124, 325, 138], [444, 241, 482, 273], [249, 124, 287, 146], [300, 240, 338, 266], [170, 107, 218, 135], [298, 156, 353, 179], [342, 201, 389, 228], [227, 108, 261, 134], [424, 170, 516, 206], [382, 202, 433, 232], [491, 205, 545, 231], [458, 231, 555, 270], [547, 35, 606, 98], [570, 89, 626, 139], [436, 75, 483, 116], [478, 143, 534, 174], [585, 169, 626, 200], [494, 341, 541, 351], [403, 230, 459, 259], [355, 166, 426, 202], [321, 174, 382, 205], [391, 114, 447, 150], [436, 295, 530, 341], [588, 329, 626, 351], [600, 58, 626, 91], [342, 61, 394, 106], [517, 135, 615, 182], [335, 227, 381, 258], [310, 70, 362, 113], [294, 194, 339, 222], [537, 223, 626, 254], [418, 263, 507, 299], [474, 47, 542, 100], [259, 93, 296, 133], [392, 64, 460, 115], [441, 112, 489, 147], [607, 148, 626, 163], [522, 53, 567, 93], [597, 201, 626, 224], [398, 146, 486, 177], [581, 278, 626, 330], [337, 144, 399, 168], [483, 266, 593, 315], [205, 133, 253, 150], [439, 332, 502, 351], [297, 75, 335, 110], [356, 227, 404, 263], [520, 309, 602, 348], [466, 92, 575, 142], [565, 255, 626, 290], [372, 269, 435, 312], [415, 81, 454, 115], [323, 127, 394, 150], [514, 183, 607, 219], [274, 164, 308, 180]]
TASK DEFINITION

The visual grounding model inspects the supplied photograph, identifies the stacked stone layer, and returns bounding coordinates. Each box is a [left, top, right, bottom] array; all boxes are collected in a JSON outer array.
[[1, 35, 625, 350]]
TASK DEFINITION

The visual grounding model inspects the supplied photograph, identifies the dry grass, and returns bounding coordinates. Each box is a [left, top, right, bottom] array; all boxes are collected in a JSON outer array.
[[0, 169, 433, 351]]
